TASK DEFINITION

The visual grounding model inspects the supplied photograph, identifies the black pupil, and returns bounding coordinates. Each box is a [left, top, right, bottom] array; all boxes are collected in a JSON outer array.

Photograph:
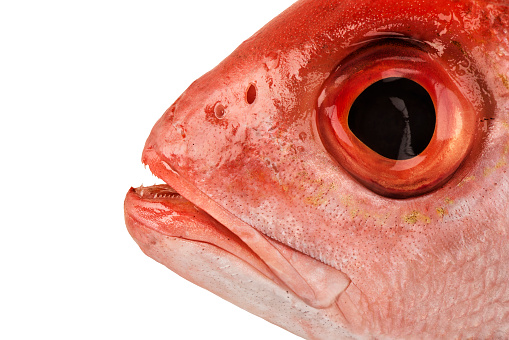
[[348, 77, 436, 160]]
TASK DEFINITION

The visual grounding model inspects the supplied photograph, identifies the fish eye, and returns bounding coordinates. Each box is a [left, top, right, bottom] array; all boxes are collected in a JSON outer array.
[[317, 39, 482, 198], [348, 77, 436, 161]]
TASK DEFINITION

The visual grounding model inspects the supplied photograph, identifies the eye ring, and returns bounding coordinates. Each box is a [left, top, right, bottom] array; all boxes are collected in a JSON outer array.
[[317, 39, 480, 198]]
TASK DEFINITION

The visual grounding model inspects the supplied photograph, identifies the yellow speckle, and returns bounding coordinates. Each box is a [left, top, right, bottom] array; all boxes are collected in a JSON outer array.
[[404, 211, 431, 224], [436, 207, 448, 218], [485, 167, 494, 177], [404, 212, 418, 224], [484, 158, 507, 177], [305, 195, 326, 206], [500, 73, 509, 90], [350, 208, 360, 219], [297, 171, 308, 177], [457, 175, 475, 187], [340, 194, 353, 207], [445, 197, 454, 205], [496, 159, 507, 169], [304, 181, 335, 206]]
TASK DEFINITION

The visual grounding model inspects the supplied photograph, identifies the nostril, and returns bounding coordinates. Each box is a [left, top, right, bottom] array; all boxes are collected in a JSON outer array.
[[246, 84, 257, 104], [214, 103, 226, 119]]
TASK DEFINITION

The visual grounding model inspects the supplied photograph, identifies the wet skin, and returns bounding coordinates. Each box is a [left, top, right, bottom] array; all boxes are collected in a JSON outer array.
[[125, 0, 509, 338]]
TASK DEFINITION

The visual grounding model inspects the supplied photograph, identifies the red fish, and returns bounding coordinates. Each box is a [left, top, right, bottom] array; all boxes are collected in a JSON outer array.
[[124, 0, 509, 338]]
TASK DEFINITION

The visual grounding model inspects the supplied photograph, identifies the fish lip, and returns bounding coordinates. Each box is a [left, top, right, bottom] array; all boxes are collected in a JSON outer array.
[[124, 184, 280, 283]]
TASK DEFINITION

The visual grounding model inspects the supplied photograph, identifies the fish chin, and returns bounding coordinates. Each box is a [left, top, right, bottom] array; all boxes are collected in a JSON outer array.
[[125, 190, 360, 339]]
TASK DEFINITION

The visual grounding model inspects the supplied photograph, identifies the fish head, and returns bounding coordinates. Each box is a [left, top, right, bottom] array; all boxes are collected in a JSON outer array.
[[125, 0, 509, 338]]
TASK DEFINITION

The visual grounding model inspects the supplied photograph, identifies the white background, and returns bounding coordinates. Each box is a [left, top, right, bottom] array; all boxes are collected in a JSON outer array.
[[1, 1, 300, 339]]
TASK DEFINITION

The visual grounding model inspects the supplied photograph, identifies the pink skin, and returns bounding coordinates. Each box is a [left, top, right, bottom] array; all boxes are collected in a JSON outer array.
[[125, 0, 509, 338]]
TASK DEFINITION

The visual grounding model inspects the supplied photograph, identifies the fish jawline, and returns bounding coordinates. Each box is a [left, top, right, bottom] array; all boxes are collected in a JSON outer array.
[[124, 198, 360, 339], [126, 147, 352, 310]]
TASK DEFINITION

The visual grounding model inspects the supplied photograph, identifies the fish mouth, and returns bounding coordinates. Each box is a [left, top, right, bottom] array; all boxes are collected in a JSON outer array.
[[131, 184, 180, 200], [124, 147, 352, 310], [124, 182, 279, 283]]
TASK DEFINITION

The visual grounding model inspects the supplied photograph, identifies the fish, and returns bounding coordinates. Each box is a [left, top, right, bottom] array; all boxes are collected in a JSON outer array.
[[124, 0, 509, 338]]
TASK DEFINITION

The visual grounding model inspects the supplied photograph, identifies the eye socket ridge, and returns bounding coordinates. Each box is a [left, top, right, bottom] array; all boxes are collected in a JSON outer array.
[[317, 39, 479, 198]]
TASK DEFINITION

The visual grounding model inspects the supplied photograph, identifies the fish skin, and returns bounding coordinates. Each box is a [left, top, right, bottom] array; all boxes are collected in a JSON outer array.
[[125, 0, 509, 338]]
